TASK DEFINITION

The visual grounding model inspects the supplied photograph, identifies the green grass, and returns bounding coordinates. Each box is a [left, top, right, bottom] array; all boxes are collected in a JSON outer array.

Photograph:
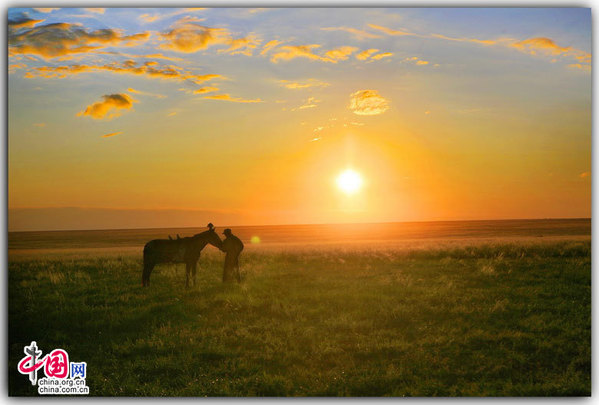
[[9, 240, 591, 396]]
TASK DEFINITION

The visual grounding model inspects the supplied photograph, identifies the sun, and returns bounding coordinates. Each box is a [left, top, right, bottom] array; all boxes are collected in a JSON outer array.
[[336, 169, 363, 195]]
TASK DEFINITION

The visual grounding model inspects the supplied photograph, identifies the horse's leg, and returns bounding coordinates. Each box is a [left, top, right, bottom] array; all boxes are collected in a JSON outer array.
[[185, 262, 190, 288], [191, 259, 198, 287], [142, 261, 155, 287]]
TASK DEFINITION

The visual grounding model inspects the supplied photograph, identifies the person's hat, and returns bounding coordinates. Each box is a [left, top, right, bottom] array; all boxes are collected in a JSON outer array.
[[223, 228, 232, 235]]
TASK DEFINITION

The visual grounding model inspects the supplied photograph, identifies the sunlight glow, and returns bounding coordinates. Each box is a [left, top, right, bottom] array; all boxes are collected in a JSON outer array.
[[336, 169, 363, 195]]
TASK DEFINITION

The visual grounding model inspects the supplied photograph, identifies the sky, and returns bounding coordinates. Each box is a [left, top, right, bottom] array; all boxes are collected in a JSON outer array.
[[7, 7, 591, 231]]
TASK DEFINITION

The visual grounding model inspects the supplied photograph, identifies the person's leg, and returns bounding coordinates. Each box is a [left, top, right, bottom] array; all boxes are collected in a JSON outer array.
[[223, 253, 233, 283]]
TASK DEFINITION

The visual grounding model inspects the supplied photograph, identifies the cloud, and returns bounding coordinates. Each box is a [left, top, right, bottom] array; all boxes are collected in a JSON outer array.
[[160, 17, 249, 54], [431, 33, 498, 45], [217, 35, 261, 56], [8, 17, 45, 29], [292, 97, 320, 111], [270, 44, 333, 63], [33, 123, 46, 127], [77, 93, 137, 120], [405, 56, 429, 65], [371, 52, 393, 60], [510, 37, 570, 56], [102, 131, 122, 138], [325, 46, 358, 61], [193, 86, 219, 94], [260, 39, 283, 55], [127, 87, 166, 99], [167, 112, 177, 117], [569, 63, 591, 72], [33, 8, 59, 13], [139, 13, 160, 23], [321, 26, 382, 40], [25, 60, 222, 86], [349, 90, 389, 116], [356, 49, 379, 60], [204, 94, 262, 103], [278, 79, 330, 90], [368, 24, 415, 37], [84, 8, 105, 14], [9, 21, 150, 59], [579, 171, 590, 178]]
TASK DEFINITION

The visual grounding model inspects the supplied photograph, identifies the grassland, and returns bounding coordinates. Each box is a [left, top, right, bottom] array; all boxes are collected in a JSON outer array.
[[8, 220, 591, 396]]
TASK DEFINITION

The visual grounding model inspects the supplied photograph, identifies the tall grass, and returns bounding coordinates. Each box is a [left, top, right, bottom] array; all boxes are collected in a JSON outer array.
[[9, 241, 590, 396]]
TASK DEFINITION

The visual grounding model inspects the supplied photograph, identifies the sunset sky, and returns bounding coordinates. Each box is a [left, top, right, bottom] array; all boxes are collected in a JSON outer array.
[[8, 7, 591, 231]]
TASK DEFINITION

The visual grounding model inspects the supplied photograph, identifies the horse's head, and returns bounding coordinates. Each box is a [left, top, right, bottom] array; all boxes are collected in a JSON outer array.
[[194, 225, 223, 249]]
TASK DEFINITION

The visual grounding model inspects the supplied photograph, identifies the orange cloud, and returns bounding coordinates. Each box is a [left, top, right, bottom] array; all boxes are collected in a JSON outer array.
[[349, 90, 389, 116], [405, 56, 429, 65], [193, 86, 219, 94], [78, 94, 137, 120], [292, 97, 320, 111], [511, 37, 571, 55], [25, 60, 222, 86], [371, 52, 393, 60], [159, 18, 230, 53], [260, 40, 283, 55], [102, 131, 122, 138], [368, 24, 415, 37], [84, 8, 105, 14], [33, 8, 59, 13], [579, 171, 590, 178], [431, 33, 497, 45], [356, 49, 379, 60], [217, 35, 261, 56], [204, 94, 262, 103], [278, 79, 330, 90], [8, 17, 45, 29], [325, 46, 358, 61], [321, 27, 382, 40], [270, 44, 333, 63], [127, 87, 166, 99], [9, 21, 150, 58]]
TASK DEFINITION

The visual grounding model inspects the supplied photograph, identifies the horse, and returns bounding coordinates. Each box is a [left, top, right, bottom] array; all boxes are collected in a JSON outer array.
[[142, 225, 223, 287]]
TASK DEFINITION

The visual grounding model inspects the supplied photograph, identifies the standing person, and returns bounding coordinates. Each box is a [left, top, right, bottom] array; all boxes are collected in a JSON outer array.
[[221, 228, 244, 282]]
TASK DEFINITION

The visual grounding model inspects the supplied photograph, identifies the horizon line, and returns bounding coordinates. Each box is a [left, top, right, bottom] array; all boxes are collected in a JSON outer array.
[[7, 217, 591, 234]]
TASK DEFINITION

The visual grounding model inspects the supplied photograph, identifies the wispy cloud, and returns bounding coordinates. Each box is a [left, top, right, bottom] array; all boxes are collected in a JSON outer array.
[[321, 26, 382, 40], [9, 20, 150, 59], [159, 16, 258, 55], [77, 93, 137, 120], [102, 131, 122, 138], [431, 33, 498, 45], [371, 52, 393, 60], [84, 8, 105, 14], [127, 87, 166, 99], [325, 46, 358, 62], [270, 44, 332, 63], [349, 90, 389, 116], [405, 56, 429, 65], [579, 171, 590, 178], [25, 60, 222, 86], [193, 86, 219, 94], [356, 49, 379, 60], [278, 79, 330, 90], [33, 8, 59, 13], [292, 97, 320, 111], [204, 94, 262, 103], [368, 24, 415, 37], [33, 122, 46, 127], [260, 39, 283, 55]]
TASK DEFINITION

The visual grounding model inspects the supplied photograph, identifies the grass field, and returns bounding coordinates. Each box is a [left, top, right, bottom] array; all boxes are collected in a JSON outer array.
[[8, 220, 591, 396]]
